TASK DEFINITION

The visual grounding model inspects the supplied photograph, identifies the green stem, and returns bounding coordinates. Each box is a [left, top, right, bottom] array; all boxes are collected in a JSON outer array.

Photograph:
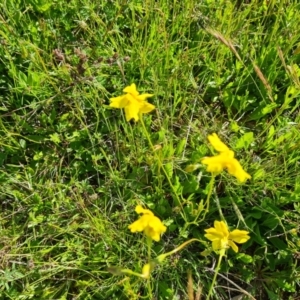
[[146, 237, 152, 297], [183, 175, 215, 230], [146, 274, 152, 297], [147, 237, 152, 261], [197, 175, 215, 222], [139, 116, 185, 216], [207, 250, 224, 300], [156, 238, 202, 263]]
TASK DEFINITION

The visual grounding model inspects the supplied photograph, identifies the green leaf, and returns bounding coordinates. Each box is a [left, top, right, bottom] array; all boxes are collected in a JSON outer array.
[[268, 237, 287, 250], [235, 132, 254, 150], [261, 216, 279, 229], [283, 85, 299, 108], [33, 151, 44, 161], [175, 139, 186, 155], [236, 253, 253, 264], [182, 175, 199, 194], [49, 133, 61, 144], [19, 139, 26, 148], [248, 103, 278, 120], [266, 288, 279, 300], [253, 225, 266, 246], [261, 103, 277, 115], [173, 176, 183, 194], [185, 164, 201, 172], [249, 207, 262, 219], [32, 0, 52, 12], [164, 162, 173, 178], [267, 125, 275, 140], [26, 135, 45, 142], [253, 168, 265, 180], [230, 120, 240, 132]]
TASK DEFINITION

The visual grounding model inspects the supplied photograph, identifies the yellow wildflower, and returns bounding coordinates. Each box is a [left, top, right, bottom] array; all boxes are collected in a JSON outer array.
[[208, 133, 230, 153], [201, 133, 251, 183], [141, 263, 151, 279], [204, 220, 250, 253], [128, 205, 166, 242], [109, 83, 155, 121]]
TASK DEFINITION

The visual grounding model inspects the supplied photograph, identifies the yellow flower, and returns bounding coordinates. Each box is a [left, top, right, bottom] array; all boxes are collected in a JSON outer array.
[[141, 263, 151, 279], [204, 220, 250, 253], [109, 83, 155, 121], [128, 205, 166, 242], [208, 133, 230, 153], [201, 133, 251, 183]]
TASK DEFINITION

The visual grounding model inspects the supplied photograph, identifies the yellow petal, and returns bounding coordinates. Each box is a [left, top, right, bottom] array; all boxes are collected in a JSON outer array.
[[123, 83, 139, 96], [139, 101, 155, 114], [205, 233, 221, 241], [202, 152, 234, 171], [204, 228, 224, 241], [144, 227, 160, 241], [201, 156, 225, 173], [149, 217, 166, 233], [151, 232, 160, 242], [124, 102, 140, 121], [109, 95, 128, 108], [130, 206, 166, 241], [135, 205, 144, 214], [137, 94, 154, 101], [153, 218, 167, 232], [208, 133, 230, 152], [221, 150, 235, 159], [128, 219, 145, 233], [214, 221, 229, 237], [228, 240, 239, 252], [145, 215, 166, 241], [135, 205, 153, 216], [229, 230, 250, 244], [130, 214, 154, 233], [212, 240, 222, 251], [142, 264, 151, 279], [226, 158, 251, 183]]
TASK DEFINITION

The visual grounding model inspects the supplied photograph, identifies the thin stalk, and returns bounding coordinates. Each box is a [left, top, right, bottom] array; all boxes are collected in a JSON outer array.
[[139, 116, 185, 216], [183, 175, 215, 230], [146, 238, 152, 297], [207, 250, 225, 300], [196, 175, 215, 223]]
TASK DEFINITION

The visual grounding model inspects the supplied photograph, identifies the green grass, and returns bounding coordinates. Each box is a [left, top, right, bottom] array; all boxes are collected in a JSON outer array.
[[1, 0, 300, 299]]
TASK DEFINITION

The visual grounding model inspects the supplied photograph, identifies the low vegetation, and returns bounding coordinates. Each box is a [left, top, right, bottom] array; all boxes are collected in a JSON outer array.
[[1, 0, 300, 299]]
